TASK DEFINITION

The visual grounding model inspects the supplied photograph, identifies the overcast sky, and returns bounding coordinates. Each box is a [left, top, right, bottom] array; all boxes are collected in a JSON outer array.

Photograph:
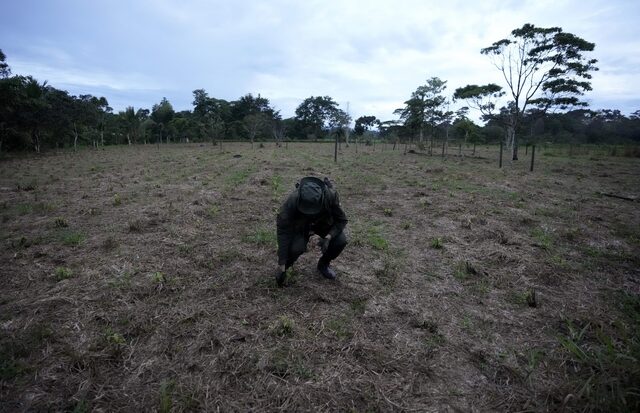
[[1, 0, 639, 122]]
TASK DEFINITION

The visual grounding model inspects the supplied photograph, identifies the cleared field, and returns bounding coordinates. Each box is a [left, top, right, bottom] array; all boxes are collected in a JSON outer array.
[[1, 142, 639, 411]]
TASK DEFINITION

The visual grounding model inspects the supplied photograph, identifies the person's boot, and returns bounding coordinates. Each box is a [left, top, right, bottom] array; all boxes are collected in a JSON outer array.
[[317, 258, 337, 280], [275, 267, 288, 287], [275, 271, 286, 287]]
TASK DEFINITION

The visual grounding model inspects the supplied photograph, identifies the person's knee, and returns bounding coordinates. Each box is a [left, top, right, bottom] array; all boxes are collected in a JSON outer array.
[[332, 232, 347, 248]]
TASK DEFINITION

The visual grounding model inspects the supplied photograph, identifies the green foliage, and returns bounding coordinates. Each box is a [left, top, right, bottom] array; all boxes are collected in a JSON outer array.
[[128, 220, 143, 232], [510, 289, 538, 308], [271, 175, 284, 198], [16, 203, 32, 215], [54, 217, 68, 228], [108, 270, 132, 289], [431, 237, 443, 249], [454, 261, 477, 281], [272, 316, 295, 337], [267, 348, 313, 379], [113, 193, 121, 206], [105, 330, 126, 345], [158, 379, 175, 413], [0, 323, 52, 380], [16, 181, 37, 191], [54, 267, 73, 281], [71, 400, 89, 413], [151, 271, 167, 284], [350, 298, 367, 315], [326, 316, 352, 339], [243, 228, 277, 246], [294, 96, 343, 138], [62, 232, 85, 246], [531, 227, 553, 250], [355, 225, 389, 250], [394, 77, 451, 139], [477, 24, 598, 158], [225, 167, 253, 189], [375, 251, 404, 288], [207, 205, 220, 217], [557, 317, 640, 412]]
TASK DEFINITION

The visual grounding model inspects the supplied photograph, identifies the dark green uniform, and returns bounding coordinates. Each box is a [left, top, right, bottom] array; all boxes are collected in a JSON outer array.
[[276, 179, 348, 268]]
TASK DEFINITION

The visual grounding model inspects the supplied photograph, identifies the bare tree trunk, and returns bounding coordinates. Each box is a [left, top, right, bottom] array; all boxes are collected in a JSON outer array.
[[73, 122, 79, 152], [33, 130, 41, 154], [506, 123, 518, 160]]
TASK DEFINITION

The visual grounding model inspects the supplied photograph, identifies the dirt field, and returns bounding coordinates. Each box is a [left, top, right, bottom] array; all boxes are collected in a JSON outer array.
[[1, 142, 639, 412]]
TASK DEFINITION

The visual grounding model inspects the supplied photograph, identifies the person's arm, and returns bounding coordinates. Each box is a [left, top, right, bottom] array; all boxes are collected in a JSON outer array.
[[276, 192, 297, 266], [327, 191, 348, 239]]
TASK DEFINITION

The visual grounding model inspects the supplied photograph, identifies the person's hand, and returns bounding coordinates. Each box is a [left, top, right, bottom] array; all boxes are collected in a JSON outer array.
[[320, 235, 331, 254]]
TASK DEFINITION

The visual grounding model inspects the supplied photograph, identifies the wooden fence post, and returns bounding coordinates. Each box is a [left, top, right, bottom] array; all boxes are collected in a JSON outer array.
[[499, 141, 503, 168], [530, 145, 536, 172]]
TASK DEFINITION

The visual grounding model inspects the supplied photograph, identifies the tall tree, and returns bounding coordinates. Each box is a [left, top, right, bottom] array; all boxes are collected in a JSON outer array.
[[453, 84, 505, 120], [243, 113, 268, 148], [394, 77, 449, 145], [23, 78, 49, 153], [354, 116, 379, 136], [480, 23, 598, 159], [151, 97, 175, 144], [121, 106, 139, 145], [0, 49, 11, 78], [294, 96, 340, 139]]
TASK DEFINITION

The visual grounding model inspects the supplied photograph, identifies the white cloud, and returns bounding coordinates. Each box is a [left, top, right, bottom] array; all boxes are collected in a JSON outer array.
[[2, 0, 638, 119]]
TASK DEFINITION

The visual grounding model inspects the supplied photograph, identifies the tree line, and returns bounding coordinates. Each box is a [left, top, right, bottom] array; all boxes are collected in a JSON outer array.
[[1, 23, 639, 154]]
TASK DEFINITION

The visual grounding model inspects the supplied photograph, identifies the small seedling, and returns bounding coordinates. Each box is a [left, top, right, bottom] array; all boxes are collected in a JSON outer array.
[[431, 237, 443, 249], [272, 316, 295, 337], [454, 261, 477, 280], [327, 317, 352, 339], [128, 220, 143, 232], [151, 271, 166, 283], [525, 289, 537, 308], [106, 330, 126, 345], [54, 217, 68, 228], [207, 205, 220, 217], [63, 232, 85, 246], [113, 193, 122, 206], [54, 267, 73, 281], [159, 380, 175, 413], [365, 226, 388, 250], [383, 208, 393, 217], [17, 181, 37, 191], [350, 298, 367, 315], [402, 222, 411, 230]]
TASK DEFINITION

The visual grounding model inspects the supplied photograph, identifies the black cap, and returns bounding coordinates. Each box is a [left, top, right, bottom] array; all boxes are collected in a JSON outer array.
[[297, 177, 324, 215]]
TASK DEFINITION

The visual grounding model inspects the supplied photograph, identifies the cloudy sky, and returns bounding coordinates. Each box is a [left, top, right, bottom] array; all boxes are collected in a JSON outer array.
[[1, 0, 638, 122]]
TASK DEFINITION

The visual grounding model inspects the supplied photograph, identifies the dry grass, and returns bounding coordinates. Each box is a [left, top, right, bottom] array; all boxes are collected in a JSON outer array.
[[1, 142, 639, 411]]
